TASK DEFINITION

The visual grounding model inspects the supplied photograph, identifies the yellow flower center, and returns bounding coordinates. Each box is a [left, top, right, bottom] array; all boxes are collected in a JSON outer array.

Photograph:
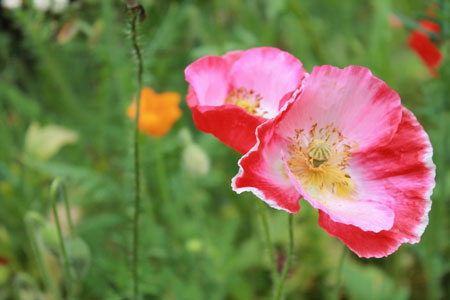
[[286, 124, 357, 198], [225, 88, 267, 116]]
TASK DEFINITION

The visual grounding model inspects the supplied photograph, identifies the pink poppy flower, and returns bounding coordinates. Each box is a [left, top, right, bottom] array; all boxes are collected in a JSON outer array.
[[232, 65, 435, 258], [184, 47, 307, 154]]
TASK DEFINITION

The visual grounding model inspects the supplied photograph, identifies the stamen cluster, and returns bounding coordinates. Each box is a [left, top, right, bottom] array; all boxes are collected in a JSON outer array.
[[225, 88, 267, 116], [286, 124, 356, 197]]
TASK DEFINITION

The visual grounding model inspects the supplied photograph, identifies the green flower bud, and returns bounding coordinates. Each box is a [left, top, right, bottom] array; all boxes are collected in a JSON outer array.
[[182, 143, 210, 177], [24, 212, 45, 229], [40, 223, 60, 256], [178, 127, 193, 146], [67, 237, 91, 280]]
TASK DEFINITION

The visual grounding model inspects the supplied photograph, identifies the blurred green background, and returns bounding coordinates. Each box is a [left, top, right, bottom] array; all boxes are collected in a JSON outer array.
[[0, 0, 449, 299]]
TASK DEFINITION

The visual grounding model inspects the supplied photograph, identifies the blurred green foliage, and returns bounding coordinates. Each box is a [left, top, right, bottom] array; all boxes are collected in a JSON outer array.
[[0, 0, 449, 299]]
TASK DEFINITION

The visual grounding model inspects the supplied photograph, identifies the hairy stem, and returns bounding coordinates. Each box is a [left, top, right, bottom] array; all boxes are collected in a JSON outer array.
[[129, 7, 144, 300]]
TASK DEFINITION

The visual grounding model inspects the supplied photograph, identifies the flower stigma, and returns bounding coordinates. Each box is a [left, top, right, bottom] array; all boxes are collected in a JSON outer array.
[[225, 88, 267, 116], [286, 124, 357, 198]]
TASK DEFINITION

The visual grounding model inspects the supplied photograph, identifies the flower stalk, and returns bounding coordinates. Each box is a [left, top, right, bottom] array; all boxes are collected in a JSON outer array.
[[128, 3, 145, 299], [274, 214, 294, 300], [24, 212, 60, 300], [61, 182, 75, 238], [332, 244, 347, 300], [50, 179, 73, 299], [258, 202, 278, 290]]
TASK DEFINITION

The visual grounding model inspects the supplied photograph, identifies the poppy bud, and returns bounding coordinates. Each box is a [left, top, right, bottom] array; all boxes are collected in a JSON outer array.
[[182, 143, 210, 178], [67, 237, 91, 279], [178, 128, 193, 146], [40, 223, 60, 256], [24, 212, 45, 228]]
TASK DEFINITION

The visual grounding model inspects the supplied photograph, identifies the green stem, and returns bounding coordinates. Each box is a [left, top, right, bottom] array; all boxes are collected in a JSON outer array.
[[274, 214, 294, 300], [61, 182, 75, 238], [130, 7, 144, 300], [441, 0, 449, 39], [50, 179, 73, 299], [24, 212, 60, 300], [258, 202, 278, 290], [333, 244, 347, 300]]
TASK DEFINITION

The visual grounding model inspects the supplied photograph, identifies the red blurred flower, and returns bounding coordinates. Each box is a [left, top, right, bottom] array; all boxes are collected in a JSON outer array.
[[184, 47, 307, 154], [233, 66, 435, 258], [0, 257, 8, 266], [407, 8, 442, 76]]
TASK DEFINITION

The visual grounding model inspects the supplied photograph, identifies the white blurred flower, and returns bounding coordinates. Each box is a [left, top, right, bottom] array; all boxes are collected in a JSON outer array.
[[32, 0, 68, 13], [1, 0, 22, 9], [51, 0, 69, 14], [33, 0, 51, 11]]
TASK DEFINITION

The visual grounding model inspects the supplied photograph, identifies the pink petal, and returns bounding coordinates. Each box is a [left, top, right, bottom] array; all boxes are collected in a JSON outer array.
[[282, 152, 395, 232], [184, 56, 230, 106], [277, 65, 402, 152], [318, 108, 435, 258], [223, 50, 244, 65], [187, 89, 266, 154], [185, 48, 307, 154], [232, 117, 302, 213], [229, 47, 306, 118]]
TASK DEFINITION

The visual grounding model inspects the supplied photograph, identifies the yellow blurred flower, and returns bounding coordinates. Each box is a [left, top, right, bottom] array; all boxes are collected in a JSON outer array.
[[127, 87, 182, 137]]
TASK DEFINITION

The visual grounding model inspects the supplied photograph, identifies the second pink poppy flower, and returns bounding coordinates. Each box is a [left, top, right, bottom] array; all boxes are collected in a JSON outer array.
[[184, 47, 307, 154]]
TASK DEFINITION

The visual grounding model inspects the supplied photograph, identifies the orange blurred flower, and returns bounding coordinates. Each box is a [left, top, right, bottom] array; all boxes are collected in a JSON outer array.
[[127, 87, 182, 137]]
